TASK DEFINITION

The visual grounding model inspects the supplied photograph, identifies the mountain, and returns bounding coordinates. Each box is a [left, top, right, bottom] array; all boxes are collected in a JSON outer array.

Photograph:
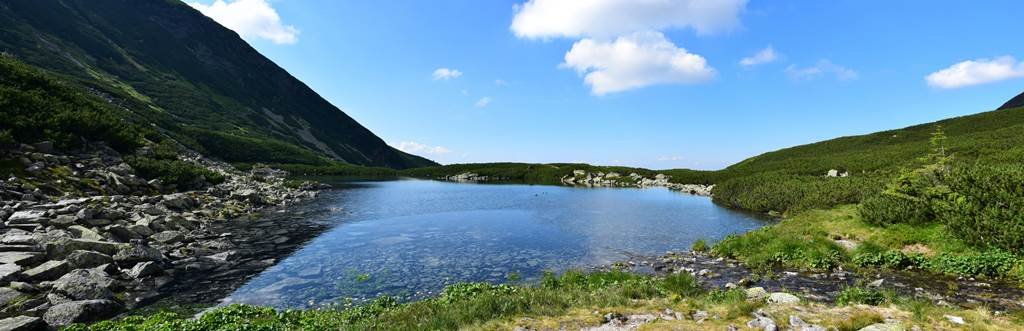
[[0, 0, 435, 169], [999, 91, 1024, 110]]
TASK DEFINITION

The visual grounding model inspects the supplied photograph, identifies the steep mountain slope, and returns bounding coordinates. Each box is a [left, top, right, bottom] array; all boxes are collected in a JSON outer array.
[[1000, 91, 1024, 110], [0, 0, 435, 168]]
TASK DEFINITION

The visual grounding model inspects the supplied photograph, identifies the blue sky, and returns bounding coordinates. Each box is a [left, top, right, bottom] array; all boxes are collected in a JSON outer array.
[[188, 0, 1024, 170]]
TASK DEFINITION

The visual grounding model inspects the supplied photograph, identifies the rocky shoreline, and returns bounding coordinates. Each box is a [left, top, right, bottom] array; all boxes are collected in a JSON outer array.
[[560, 170, 713, 195], [441, 170, 714, 196], [602, 251, 1024, 313], [0, 143, 326, 329]]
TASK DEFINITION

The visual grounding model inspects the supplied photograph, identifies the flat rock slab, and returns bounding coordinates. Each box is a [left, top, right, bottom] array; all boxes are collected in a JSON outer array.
[[0, 264, 22, 284], [0, 252, 43, 267], [22, 260, 70, 282], [0, 315, 43, 331], [6, 211, 46, 223]]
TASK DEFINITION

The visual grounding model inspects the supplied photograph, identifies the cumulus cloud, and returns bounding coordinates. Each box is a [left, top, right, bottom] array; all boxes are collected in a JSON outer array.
[[187, 0, 299, 44], [926, 56, 1024, 89], [432, 68, 463, 80], [561, 31, 715, 95], [785, 60, 857, 81], [739, 46, 778, 67], [395, 141, 451, 156], [474, 97, 493, 108], [657, 155, 684, 161], [511, 0, 747, 39]]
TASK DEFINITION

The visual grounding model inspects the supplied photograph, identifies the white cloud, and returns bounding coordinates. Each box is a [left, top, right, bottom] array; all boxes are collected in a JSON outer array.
[[561, 31, 715, 95], [511, 0, 747, 39], [657, 155, 685, 161], [395, 141, 451, 156], [474, 97, 493, 108], [785, 60, 857, 81], [494, 79, 508, 86], [925, 56, 1024, 89], [739, 46, 778, 67], [432, 68, 463, 80], [187, 0, 299, 44]]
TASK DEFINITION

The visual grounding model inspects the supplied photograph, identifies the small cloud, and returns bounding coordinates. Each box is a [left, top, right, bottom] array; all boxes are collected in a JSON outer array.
[[187, 0, 299, 44], [395, 141, 451, 156], [494, 79, 508, 86], [657, 155, 685, 161], [785, 60, 857, 81], [432, 68, 463, 80], [739, 46, 778, 67], [926, 56, 1024, 89], [561, 31, 715, 95], [460, 89, 469, 95], [510, 0, 748, 39], [474, 96, 493, 108]]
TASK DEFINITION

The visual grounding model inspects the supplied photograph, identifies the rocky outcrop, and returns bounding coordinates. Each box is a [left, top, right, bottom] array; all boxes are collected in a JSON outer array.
[[443, 172, 508, 182], [0, 142, 324, 328], [561, 170, 714, 196]]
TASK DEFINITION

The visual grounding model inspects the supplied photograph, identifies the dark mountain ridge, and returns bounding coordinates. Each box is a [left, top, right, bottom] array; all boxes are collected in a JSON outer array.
[[0, 0, 435, 168], [1000, 91, 1024, 110]]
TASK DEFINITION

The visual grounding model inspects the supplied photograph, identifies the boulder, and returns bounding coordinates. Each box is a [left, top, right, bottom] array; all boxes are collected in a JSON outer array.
[[0, 315, 43, 331], [746, 287, 768, 300], [66, 251, 113, 269], [21, 260, 70, 281], [42, 299, 122, 327], [112, 242, 163, 267], [0, 287, 26, 309], [6, 211, 46, 224], [767, 292, 801, 305], [0, 252, 43, 267], [0, 234, 36, 246], [51, 269, 115, 301], [857, 323, 904, 331], [67, 226, 103, 241], [49, 215, 77, 227], [150, 231, 183, 244], [126, 261, 163, 279], [160, 194, 196, 211], [74, 208, 95, 222], [0, 264, 23, 284], [126, 224, 154, 237], [747, 310, 777, 331], [105, 225, 142, 241]]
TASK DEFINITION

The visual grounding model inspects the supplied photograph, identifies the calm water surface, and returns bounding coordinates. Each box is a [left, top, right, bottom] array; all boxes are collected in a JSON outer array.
[[222, 179, 768, 308]]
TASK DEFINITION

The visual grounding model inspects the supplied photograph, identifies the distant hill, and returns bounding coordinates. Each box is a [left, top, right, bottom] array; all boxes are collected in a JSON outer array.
[[999, 91, 1024, 110], [0, 0, 435, 168]]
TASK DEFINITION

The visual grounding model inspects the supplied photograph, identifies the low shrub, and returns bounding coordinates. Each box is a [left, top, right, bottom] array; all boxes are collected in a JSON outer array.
[[937, 164, 1024, 253], [127, 156, 225, 191], [835, 287, 887, 306]]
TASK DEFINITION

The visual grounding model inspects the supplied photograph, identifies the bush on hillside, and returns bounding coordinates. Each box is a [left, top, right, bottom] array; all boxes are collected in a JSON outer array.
[[127, 156, 224, 191], [937, 164, 1024, 253], [712, 173, 880, 214]]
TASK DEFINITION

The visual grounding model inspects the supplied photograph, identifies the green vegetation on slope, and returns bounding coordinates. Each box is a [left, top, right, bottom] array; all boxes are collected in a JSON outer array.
[[0, 55, 145, 152], [0, 56, 225, 192], [68, 270, 1024, 330], [0, 0, 435, 168]]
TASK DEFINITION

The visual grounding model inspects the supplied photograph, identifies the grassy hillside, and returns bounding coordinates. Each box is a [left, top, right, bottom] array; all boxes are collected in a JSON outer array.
[[406, 106, 1024, 216], [0, 0, 434, 169]]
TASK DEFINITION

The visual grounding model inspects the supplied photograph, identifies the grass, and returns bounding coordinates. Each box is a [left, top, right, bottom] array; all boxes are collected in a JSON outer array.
[[712, 205, 1024, 279], [67, 269, 1024, 330]]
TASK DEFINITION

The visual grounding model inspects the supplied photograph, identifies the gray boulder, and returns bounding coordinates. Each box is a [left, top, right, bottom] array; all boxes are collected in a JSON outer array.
[[21, 260, 70, 281], [126, 261, 163, 279], [0, 253, 41, 267], [0, 315, 43, 331], [0, 264, 23, 284], [42, 299, 122, 327], [112, 242, 163, 267], [767, 292, 800, 305], [150, 231, 183, 244], [6, 211, 46, 224], [66, 251, 113, 269], [51, 269, 115, 302]]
